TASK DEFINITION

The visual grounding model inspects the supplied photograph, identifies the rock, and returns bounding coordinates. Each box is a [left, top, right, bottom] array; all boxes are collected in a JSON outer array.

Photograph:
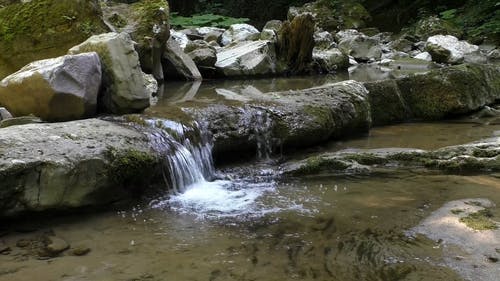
[[487, 49, 500, 62], [170, 29, 190, 50], [215, 40, 283, 77], [282, 135, 500, 176], [365, 63, 500, 122], [412, 16, 462, 41], [0, 116, 43, 128], [314, 31, 336, 50], [204, 31, 223, 44], [335, 29, 362, 42], [0, 0, 109, 79], [0, 53, 102, 121], [413, 52, 433, 61], [221, 24, 260, 46], [185, 40, 217, 68], [263, 20, 283, 32], [162, 38, 202, 80], [312, 48, 349, 73], [260, 29, 277, 42], [71, 246, 91, 256], [389, 38, 413, 53], [288, 1, 370, 32], [196, 27, 225, 38], [426, 35, 480, 64], [143, 73, 158, 99], [0, 107, 12, 120], [381, 51, 410, 60], [69, 32, 150, 114], [0, 118, 160, 217], [338, 34, 382, 62], [0, 241, 10, 254], [44, 236, 69, 256], [184, 80, 371, 155], [472, 106, 500, 119], [16, 239, 30, 248], [277, 13, 315, 73]]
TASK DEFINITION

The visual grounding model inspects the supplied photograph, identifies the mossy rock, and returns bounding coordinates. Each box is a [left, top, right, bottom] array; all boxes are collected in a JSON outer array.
[[459, 209, 498, 230], [106, 147, 158, 191], [0, 0, 108, 79]]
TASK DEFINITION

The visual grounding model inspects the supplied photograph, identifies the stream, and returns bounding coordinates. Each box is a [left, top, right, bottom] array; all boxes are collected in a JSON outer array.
[[1, 73, 500, 281]]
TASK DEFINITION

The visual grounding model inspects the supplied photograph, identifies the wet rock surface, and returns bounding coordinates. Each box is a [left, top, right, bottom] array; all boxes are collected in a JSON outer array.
[[0, 119, 161, 217]]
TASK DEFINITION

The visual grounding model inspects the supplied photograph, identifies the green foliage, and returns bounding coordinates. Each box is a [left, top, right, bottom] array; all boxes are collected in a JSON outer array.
[[459, 209, 498, 230], [170, 12, 249, 28], [439, 9, 457, 20]]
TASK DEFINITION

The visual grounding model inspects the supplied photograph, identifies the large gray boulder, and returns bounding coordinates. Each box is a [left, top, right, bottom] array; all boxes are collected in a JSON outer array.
[[0, 119, 160, 217], [313, 48, 349, 73], [185, 40, 217, 68], [215, 40, 284, 77], [162, 38, 202, 81], [365, 63, 500, 125], [426, 35, 480, 64], [69, 32, 150, 114], [0, 53, 101, 121], [182, 80, 372, 155], [221, 24, 260, 46]]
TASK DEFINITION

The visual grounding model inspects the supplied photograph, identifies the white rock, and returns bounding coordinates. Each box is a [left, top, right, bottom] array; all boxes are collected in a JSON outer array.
[[413, 51, 433, 61], [215, 40, 283, 77], [221, 24, 260, 46], [170, 29, 190, 50], [426, 35, 479, 64]]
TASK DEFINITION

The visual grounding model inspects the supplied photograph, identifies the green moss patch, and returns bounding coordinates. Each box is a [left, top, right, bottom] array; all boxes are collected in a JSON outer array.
[[459, 209, 498, 231], [106, 147, 158, 189]]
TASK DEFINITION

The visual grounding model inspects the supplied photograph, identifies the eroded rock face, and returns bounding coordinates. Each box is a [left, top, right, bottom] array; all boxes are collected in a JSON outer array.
[[69, 32, 150, 114], [0, 119, 160, 217], [426, 35, 480, 64], [0, 0, 109, 79], [0, 53, 101, 121], [338, 33, 382, 62]]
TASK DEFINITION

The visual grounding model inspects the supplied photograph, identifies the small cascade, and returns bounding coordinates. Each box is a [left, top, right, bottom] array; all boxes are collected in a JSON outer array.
[[147, 119, 215, 193], [254, 110, 273, 160]]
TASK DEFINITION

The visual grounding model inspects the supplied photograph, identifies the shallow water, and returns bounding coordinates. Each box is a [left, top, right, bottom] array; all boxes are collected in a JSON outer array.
[[2, 115, 500, 280], [2, 71, 500, 280]]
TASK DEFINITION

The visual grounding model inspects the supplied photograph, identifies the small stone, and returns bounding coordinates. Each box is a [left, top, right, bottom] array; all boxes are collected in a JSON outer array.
[[487, 256, 498, 263], [0, 241, 10, 254], [72, 246, 91, 256], [44, 236, 69, 256]]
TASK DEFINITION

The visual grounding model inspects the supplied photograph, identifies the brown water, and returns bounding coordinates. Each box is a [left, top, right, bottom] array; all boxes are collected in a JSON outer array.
[[2, 116, 500, 281]]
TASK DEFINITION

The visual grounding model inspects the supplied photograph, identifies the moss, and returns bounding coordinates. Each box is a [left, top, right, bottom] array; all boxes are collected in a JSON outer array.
[[459, 209, 498, 230], [344, 153, 388, 165], [293, 156, 350, 175], [450, 209, 464, 215], [108, 12, 127, 29], [124, 114, 148, 126], [0, 0, 107, 78], [130, 0, 169, 46], [472, 148, 500, 158], [106, 147, 157, 189]]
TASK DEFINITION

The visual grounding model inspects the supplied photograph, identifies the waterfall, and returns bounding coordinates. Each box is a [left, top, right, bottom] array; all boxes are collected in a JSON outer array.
[[147, 119, 215, 193]]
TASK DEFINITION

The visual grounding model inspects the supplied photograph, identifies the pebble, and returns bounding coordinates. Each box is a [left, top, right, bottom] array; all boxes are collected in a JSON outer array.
[[72, 246, 91, 256], [44, 236, 69, 256]]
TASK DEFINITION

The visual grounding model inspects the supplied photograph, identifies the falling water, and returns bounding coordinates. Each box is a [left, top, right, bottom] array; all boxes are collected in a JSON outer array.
[[147, 119, 215, 193]]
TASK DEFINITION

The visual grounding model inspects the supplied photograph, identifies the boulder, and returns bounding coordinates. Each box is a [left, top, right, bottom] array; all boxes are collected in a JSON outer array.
[[101, 0, 170, 81], [170, 29, 190, 50], [183, 80, 372, 155], [0, 53, 101, 121], [69, 32, 150, 114], [162, 38, 202, 80], [215, 40, 284, 77], [487, 49, 500, 62], [313, 48, 349, 73], [314, 31, 336, 50], [185, 40, 217, 68], [426, 35, 480, 64], [0, 118, 160, 217], [221, 24, 260, 46], [338, 34, 382, 62], [412, 16, 462, 41], [365, 63, 500, 123], [0, 0, 109, 79]]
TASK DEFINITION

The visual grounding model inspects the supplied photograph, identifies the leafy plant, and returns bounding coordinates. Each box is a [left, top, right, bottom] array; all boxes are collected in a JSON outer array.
[[170, 12, 249, 28], [439, 9, 457, 20]]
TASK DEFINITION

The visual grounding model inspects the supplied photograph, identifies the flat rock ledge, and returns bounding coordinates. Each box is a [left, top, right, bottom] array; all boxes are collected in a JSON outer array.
[[0, 119, 162, 218], [282, 137, 500, 176]]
